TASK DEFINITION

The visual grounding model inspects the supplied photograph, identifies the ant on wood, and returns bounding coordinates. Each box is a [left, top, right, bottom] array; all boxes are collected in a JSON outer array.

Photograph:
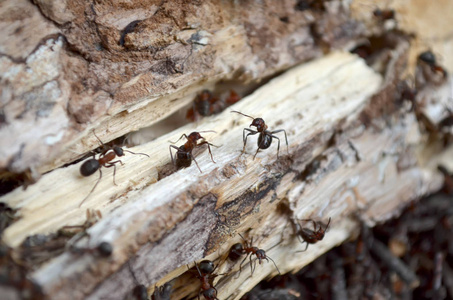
[[189, 260, 219, 300], [372, 8, 395, 21], [79, 131, 149, 207], [228, 233, 281, 276], [69, 241, 113, 257], [416, 51, 448, 87], [169, 131, 217, 173], [295, 217, 331, 252], [231, 111, 289, 159], [186, 90, 241, 121]]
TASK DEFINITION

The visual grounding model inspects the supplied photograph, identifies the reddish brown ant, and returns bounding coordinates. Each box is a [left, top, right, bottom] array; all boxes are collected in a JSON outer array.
[[228, 233, 281, 276], [231, 111, 289, 159], [69, 241, 113, 257], [416, 51, 448, 87], [79, 132, 149, 207], [169, 131, 217, 173], [189, 260, 219, 300], [373, 8, 395, 21], [187, 90, 241, 122], [295, 217, 331, 252]]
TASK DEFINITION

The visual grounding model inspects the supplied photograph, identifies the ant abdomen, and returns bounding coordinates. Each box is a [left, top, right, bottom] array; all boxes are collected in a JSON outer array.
[[176, 146, 192, 168], [80, 159, 100, 177], [257, 134, 272, 149], [229, 243, 245, 260]]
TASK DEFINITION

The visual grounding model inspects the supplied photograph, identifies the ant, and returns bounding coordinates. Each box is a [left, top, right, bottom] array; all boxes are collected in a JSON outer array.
[[151, 283, 172, 300], [417, 51, 448, 86], [69, 241, 113, 257], [294, 217, 331, 252], [187, 90, 241, 122], [79, 131, 149, 207], [169, 131, 217, 173], [373, 8, 395, 21], [231, 111, 289, 159], [228, 233, 281, 276], [189, 260, 219, 300]]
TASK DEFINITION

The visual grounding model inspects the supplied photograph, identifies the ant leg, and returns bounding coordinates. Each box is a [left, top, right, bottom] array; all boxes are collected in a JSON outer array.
[[243, 129, 258, 154], [238, 253, 249, 275], [296, 242, 309, 253], [79, 169, 103, 207], [266, 256, 281, 275], [191, 154, 203, 173], [169, 134, 189, 144], [271, 129, 289, 155], [249, 255, 255, 275], [169, 145, 180, 167], [197, 141, 217, 163], [270, 135, 281, 158], [105, 160, 123, 185]]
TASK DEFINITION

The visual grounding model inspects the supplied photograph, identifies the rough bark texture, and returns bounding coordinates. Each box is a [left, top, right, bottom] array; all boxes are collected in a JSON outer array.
[[1, 1, 453, 300]]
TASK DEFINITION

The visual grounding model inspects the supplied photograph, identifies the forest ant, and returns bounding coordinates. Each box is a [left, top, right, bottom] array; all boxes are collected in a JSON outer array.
[[69, 241, 113, 257], [186, 90, 241, 121], [295, 217, 331, 252], [417, 51, 448, 85], [79, 131, 149, 207], [373, 8, 395, 21], [169, 131, 217, 173], [189, 260, 219, 300], [228, 234, 281, 276], [231, 111, 289, 159]]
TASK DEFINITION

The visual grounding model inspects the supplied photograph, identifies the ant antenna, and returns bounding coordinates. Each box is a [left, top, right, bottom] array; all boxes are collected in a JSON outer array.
[[266, 255, 281, 275], [325, 217, 332, 230], [231, 110, 255, 120], [198, 130, 217, 134], [92, 130, 106, 147], [123, 149, 150, 157]]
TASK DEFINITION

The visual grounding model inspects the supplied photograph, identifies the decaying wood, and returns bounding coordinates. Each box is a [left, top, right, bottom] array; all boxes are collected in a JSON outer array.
[[1, 42, 451, 299], [1, 1, 453, 300]]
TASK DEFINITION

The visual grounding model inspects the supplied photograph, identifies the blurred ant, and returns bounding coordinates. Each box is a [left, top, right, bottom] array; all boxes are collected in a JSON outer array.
[[189, 260, 219, 300], [416, 51, 448, 87], [169, 131, 217, 173], [69, 241, 113, 257], [231, 111, 289, 159], [228, 233, 281, 276], [373, 8, 395, 21], [151, 283, 172, 300], [187, 90, 241, 122], [295, 217, 331, 252], [79, 131, 149, 207]]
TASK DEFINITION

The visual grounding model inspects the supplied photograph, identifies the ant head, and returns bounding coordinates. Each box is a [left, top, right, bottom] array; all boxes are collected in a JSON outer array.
[[97, 242, 113, 257], [250, 118, 266, 131], [203, 287, 217, 300], [198, 90, 213, 102], [113, 146, 124, 156], [132, 285, 148, 300], [188, 132, 203, 141], [372, 8, 383, 17], [255, 249, 266, 260], [199, 260, 215, 274], [418, 51, 436, 65]]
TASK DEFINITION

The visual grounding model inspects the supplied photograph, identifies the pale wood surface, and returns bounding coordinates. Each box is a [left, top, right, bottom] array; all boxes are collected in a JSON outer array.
[[1, 48, 449, 299]]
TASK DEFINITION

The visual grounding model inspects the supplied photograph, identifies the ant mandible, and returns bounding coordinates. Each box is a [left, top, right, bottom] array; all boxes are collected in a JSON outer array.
[[190, 260, 219, 300], [169, 131, 217, 173], [79, 131, 149, 207], [228, 233, 281, 276], [231, 111, 289, 159], [295, 217, 331, 252]]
